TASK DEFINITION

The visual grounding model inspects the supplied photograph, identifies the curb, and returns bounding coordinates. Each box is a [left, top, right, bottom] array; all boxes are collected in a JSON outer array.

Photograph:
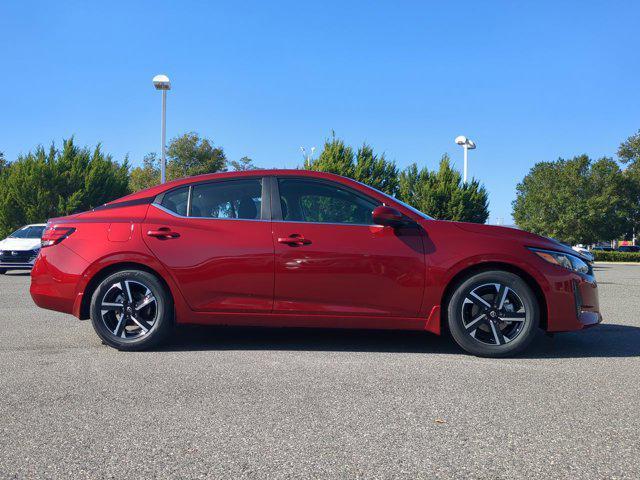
[[593, 261, 640, 265]]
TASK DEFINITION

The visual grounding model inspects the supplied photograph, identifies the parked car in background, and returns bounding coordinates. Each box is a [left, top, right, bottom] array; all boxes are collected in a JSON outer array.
[[592, 246, 614, 252], [617, 245, 640, 253], [572, 245, 595, 263], [30, 170, 601, 357], [0, 224, 46, 274]]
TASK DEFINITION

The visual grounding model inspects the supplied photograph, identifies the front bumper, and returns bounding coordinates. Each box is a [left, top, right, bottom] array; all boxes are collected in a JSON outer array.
[[546, 271, 602, 332], [0, 250, 39, 270]]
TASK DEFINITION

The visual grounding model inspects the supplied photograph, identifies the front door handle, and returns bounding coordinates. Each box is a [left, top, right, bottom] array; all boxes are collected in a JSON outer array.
[[147, 227, 180, 239], [277, 234, 311, 246]]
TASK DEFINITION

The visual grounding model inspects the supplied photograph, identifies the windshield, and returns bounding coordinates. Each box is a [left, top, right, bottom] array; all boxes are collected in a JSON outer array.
[[359, 183, 434, 220], [9, 226, 46, 239]]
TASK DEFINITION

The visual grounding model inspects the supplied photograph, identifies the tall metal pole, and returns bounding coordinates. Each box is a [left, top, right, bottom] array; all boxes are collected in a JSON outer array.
[[463, 144, 468, 183], [160, 89, 167, 184]]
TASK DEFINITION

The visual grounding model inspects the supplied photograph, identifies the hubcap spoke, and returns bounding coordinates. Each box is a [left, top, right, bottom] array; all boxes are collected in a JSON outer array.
[[130, 314, 152, 333], [465, 315, 486, 332], [495, 284, 509, 309], [101, 302, 124, 311], [499, 311, 526, 322], [489, 321, 506, 345], [135, 292, 156, 311], [465, 292, 492, 309], [113, 315, 128, 337], [122, 281, 134, 303]]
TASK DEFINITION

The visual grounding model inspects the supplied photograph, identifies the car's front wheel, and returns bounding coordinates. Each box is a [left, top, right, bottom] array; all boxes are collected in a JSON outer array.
[[447, 270, 540, 357], [0, 268, 6, 275], [90, 269, 174, 351]]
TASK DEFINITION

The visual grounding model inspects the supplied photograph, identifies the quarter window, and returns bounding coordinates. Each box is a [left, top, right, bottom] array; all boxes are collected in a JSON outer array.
[[190, 179, 262, 220], [278, 178, 379, 224], [160, 186, 189, 216]]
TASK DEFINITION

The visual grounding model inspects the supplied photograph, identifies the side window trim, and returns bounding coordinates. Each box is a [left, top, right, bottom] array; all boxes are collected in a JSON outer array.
[[271, 176, 380, 226], [153, 177, 271, 221]]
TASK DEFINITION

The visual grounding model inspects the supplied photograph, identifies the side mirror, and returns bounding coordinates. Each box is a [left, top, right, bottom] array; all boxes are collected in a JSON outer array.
[[372, 205, 410, 228]]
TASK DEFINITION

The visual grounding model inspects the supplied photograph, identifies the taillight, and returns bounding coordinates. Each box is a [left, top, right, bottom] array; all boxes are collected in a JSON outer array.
[[41, 226, 76, 248]]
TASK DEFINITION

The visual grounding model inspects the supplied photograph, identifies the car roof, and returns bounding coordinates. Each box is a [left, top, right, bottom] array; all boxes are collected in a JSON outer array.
[[110, 169, 359, 203]]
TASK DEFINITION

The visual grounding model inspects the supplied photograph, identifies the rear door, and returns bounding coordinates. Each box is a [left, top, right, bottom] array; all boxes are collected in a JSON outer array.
[[271, 177, 425, 318], [143, 177, 274, 313]]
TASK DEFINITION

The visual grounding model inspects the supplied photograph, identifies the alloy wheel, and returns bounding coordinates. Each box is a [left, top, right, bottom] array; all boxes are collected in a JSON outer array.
[[100, 280, 158, 340], [461, 283, 528, 346]]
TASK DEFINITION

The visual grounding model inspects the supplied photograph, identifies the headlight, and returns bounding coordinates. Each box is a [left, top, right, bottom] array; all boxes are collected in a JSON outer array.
[[529, 248, 590, 274]]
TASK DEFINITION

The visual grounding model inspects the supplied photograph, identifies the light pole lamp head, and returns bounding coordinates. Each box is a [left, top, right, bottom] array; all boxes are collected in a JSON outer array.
[[455, 135, 467, 146], [467, 140, 476, 150], [153, 74, 171, 90]]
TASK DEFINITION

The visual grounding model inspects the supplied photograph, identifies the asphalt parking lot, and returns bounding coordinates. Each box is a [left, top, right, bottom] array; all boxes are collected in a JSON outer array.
[[0, 265, 639, 479]]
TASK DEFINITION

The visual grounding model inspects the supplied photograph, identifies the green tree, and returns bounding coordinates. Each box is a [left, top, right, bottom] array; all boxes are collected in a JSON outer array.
[[0, 138, 129, 237], [129, 153, 160, 192], [398, 156, 489, 223], [166, 132, 226, 179], [618, 130, 640, 164], [306, 133, 399, 195], [307, 133, 356, 179], [306, 133, 488, 222], [230, 156, 258, 171], [512, 155, 629, 244], [129, 132, 230, 191], [354, 144, 399, 195], [618, 131, 640, 239]]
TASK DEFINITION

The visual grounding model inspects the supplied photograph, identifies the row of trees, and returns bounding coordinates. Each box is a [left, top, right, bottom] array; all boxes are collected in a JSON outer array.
[[0, 132, 489, 237], [512, 130, 640, 245], [305, 134, 489, 224]]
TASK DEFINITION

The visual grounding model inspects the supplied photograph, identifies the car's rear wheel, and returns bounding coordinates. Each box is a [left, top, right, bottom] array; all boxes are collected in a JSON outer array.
[[0, 268, 6, 274], [447, 270, 539, 357], [90, 269, 173, 351]]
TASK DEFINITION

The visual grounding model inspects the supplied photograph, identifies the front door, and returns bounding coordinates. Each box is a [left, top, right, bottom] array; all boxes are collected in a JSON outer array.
[[143, 178, 274, 313], [271, 177, 425, 317]]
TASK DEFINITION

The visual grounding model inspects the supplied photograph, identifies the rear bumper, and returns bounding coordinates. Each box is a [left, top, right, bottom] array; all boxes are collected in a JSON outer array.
[[30, 246, 88, 315]]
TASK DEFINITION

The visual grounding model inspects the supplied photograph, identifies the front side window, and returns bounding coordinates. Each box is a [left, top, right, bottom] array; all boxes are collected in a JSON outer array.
[[278, 178, 379, 225], [160, 186, 189, 216], [191, 179, 262, 220]]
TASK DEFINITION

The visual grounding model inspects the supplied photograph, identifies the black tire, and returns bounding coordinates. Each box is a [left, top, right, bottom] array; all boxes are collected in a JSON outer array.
[[90, 269, 174, 351], [447, 270, 539, 357], [0, 269, 6, 274]]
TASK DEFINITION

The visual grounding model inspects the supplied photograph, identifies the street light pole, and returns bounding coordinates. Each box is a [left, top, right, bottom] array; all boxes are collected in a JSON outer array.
[[463, 144, 468, 183], [160, 89, 167, 183], [153, 74, 171, 184], [455, 135, 476, 183]]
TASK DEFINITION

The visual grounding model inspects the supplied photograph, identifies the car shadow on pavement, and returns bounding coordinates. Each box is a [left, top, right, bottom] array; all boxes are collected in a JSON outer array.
[[159, 323, 640, 358]]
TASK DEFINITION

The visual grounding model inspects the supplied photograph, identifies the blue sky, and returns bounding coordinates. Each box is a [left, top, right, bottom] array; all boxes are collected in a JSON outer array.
[[1, 1, 639, 223]]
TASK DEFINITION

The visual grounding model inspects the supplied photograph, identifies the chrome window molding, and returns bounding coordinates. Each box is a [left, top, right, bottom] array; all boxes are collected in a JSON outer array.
[[150, 203, 271, 223]]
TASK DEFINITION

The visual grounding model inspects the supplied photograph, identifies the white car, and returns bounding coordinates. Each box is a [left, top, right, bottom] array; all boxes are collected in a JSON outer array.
[[572, 245, 595, 263], [0, 224, 46, 274]]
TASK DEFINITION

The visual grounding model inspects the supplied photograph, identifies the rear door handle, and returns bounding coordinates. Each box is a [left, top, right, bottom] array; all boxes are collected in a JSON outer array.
[[277, 234, 311, 246], [147, 227, 180, 239]]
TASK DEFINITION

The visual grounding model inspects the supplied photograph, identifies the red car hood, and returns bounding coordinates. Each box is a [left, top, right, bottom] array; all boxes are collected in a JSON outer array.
[[432, 220, 581, 257]]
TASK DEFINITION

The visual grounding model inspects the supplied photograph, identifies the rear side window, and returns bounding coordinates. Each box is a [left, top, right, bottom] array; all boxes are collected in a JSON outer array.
[[160, 186, 189, 216], [278, 178, 379, 225], [190, 179, 262, 220]]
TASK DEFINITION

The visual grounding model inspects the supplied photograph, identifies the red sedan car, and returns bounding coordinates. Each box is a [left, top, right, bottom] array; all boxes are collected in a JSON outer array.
[[30, 170, 601, 356]]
